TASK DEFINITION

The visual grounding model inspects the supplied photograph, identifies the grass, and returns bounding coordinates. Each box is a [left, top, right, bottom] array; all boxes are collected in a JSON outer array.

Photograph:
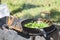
[[1, 0, 60, 23]]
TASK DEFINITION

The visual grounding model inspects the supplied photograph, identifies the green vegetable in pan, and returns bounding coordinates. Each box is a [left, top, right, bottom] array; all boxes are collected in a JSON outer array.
[[24, 21, 49, 28]]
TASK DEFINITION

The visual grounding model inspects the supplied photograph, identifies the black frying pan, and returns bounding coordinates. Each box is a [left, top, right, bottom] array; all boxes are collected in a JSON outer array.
[[21, 18, 57, 36]]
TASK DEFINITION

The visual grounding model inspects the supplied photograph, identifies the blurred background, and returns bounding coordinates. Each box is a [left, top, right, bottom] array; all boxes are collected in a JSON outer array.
[[1, 0, 60, 23]]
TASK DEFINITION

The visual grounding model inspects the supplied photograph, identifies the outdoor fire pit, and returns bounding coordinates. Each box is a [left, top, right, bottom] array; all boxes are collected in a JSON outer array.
[[21, 18, 57, 40]]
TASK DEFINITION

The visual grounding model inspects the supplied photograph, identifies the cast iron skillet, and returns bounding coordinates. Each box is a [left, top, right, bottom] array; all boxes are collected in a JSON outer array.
[[21, 18, 57, 36]]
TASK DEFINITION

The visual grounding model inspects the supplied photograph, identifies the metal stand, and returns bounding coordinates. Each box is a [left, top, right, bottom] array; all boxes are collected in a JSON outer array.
[[31, 36, 35, 40], [45, 36, 50, 40], [31, 36, 50, 40]]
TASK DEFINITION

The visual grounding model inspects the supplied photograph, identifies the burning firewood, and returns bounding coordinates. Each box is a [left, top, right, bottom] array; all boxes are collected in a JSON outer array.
[[6, 16, 23, 32]]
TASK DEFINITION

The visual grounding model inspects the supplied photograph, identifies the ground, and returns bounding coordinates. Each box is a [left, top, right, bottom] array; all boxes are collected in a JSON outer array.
[[0, 26, 60, 40]]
